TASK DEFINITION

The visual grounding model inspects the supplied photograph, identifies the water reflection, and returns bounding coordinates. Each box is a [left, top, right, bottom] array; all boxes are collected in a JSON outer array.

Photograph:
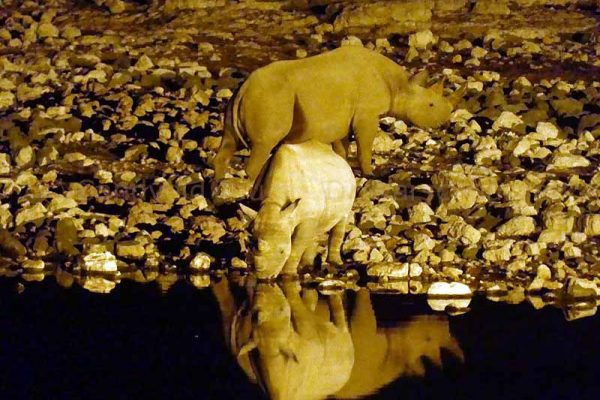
[[213, 277, 464, 399]]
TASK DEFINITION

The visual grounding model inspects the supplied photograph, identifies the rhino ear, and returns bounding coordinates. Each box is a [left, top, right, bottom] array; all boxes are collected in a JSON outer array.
[[240, 204, 258, 221], [429, 78, 445, 96], [448, 83, 467, 106], [280, 345, 299, 363], [281, 199, 300, 220], [410, 69, 429, 87], [238, 339, 258, 358]]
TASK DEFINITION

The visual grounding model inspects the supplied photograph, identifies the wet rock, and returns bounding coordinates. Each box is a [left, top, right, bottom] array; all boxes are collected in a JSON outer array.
[[189, 252, 213, 271], [80, 276, 117, 294], [563, 277, 598, 299], [0, 230, 27, 258], [367, 262, 421, 279], [116, 241, 145, 259], [212, 178, 253, 206], [83, 251, 118, 272], [496, 216, 536, 237]]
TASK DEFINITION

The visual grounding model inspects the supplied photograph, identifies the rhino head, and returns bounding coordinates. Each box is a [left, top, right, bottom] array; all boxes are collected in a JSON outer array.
[[395, 70, 466, 129], [251, 200, 300, 280]]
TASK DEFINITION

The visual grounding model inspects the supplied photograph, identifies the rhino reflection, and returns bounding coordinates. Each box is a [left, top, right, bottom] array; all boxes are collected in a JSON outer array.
[[336, 289, 464, 398], [213, 278, 463, 400]]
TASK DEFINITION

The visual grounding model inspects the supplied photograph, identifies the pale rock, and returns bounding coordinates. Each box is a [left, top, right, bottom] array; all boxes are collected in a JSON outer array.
[[16, 203, 47, 227], [473, 0, 510, 15], [16, 146, 34, 167], [563, 277, 598, 299], [547, 154, 590, 170], [156, 180, 180, 205], [537, 229, 566, 244], [135, 55, 154, 71], [497, 216, 536, 237], [483, 241, 513, 262], [583, 214, 600, 237], [372, 132, 395, 153], [212, 178, 253, 206], [528, 264, 552, 292], [116, 241, 145, 259], [535, 121, 559, 140], [83, 251, 118, 272], [475, 148, 502, 165], [562, 242, 582, 258], [492, 111, 522, 131], [231, 257, 247, 270], [408, 30, 437, 50], [0, 154, 10, 174], [571, 232, 587, 244], [409, 202, 435, 224], [37, 23, 59, 38], [189, 252, 213, 271], [0, 91, 15, 110]]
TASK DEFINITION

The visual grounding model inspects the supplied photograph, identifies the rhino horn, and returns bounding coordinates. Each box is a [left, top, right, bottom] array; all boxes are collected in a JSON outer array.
[[410, 69, 429, 87], [448, 84, 467, 106], [240, 204, 258, 220]]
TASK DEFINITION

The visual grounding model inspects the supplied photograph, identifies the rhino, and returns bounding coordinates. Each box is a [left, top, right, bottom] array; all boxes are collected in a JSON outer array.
[[212, 45, 465, 184], [248, 139, 356, 280], [232, 281, 354, 400]]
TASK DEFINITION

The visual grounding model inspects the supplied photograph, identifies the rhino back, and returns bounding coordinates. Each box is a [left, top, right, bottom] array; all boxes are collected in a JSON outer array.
[[264, 142, 355, 229]]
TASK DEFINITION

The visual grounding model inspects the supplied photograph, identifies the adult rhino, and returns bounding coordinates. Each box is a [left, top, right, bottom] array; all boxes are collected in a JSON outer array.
[[212, 45, 465, 184]]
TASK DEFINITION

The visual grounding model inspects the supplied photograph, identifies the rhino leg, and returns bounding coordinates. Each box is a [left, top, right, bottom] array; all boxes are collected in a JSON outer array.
[[332, 138, 350, 160], [327, 218, 347, 266], [246, 141, 275, 185], [353, 114, 378, 176], [300, 240, 318, 268], [213, 124, 237, 181], [282, 222, 316, 275]]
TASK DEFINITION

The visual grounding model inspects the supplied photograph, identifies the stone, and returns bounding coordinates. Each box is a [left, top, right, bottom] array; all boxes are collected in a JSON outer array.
[[116, 241, 146, 259], [0, 230, 27, 258], [492, 111, 522, 131], [0, 91, 15, 110], [23, 259, 45, 271], [333, 1, 433, 31], [473, 0, 510, 15], [0, 154, 10, 175], [83, 251, 118, 272], [427, 282, 472, 312], [56, 218, 80, 256], [212, 178, 253, 206], [409, 202, 435, 224], [563, 277, 598, 299], [16, 203, 47, 227], [189, 252, 213, 271], [547, 154, 590, 170], [497, 216, 536, 237], [408, 30, 437, 50], [583, 214, 600, 237], [135, 55, 154, 71], [156, 180, 180, 206], [37, 23, 59, 38]]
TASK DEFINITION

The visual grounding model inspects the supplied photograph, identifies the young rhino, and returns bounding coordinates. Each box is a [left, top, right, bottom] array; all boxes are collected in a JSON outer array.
[[213, 45, 464, 184], [251, 140, 356, 280]]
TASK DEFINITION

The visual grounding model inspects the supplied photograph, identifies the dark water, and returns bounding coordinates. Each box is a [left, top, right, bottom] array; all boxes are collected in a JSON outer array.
[[1, 277, 599, 400]]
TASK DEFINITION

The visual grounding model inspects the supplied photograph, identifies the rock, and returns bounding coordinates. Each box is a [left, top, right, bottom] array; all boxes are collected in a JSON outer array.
[[189, 252, 213, 271], [358, 206, 387, 231], [583, 215, 600, 237], [83, 251, 118, 272], [441, 217, 481, 245], [367, 262, 422, 279], [535, 121, 559, 140], [16, 203, 47, 227], [37, 23, 59, 38], [483, 240, 513, 262], [333, 1, 433, 31], [527, 264, 555, 292], [492, 111, 522, 131], [547, 154, 590, 170], [80, 276, 116, 294], [563, 277, 598, 299], [116, 241, 146, 259], [155, 180, 180, 205], [0, 154, 10, 175], [358, 179, 395, 200], [16, 145, 35, 167], [409, 202, 435, 224], [0, 91, 15, 110], [0, 230, 27, 258], [497, 216, 536, 237], [427, 281, 472, 312], [212, 178, 253, 206], [408, 30, 437, 50], [473, 0, 510, 15], [134, 55, 154, 72], [62, 25, 81, 40], [23, 259, 45, 271]]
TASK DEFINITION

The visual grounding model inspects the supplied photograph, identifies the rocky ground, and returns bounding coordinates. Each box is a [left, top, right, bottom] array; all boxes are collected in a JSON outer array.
[[1, 0, 600, 312]]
